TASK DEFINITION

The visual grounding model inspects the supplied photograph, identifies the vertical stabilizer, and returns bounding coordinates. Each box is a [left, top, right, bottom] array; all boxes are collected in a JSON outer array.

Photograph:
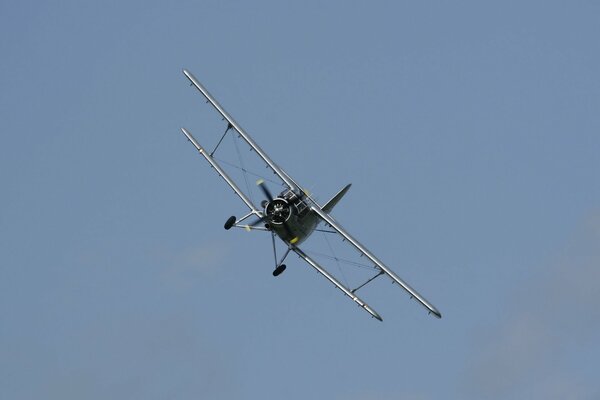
[[322, 184, 352, 213]]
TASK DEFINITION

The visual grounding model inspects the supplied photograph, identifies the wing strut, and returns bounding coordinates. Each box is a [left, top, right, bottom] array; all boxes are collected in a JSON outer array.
[[292, 246, 382, 321], [210, 123, 232, 157], [352, 270, 385, 293]]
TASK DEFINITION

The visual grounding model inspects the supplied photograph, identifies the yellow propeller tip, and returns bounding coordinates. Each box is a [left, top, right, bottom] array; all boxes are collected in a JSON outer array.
[[290, 237, 299, 244], [245, 225, 251, 232], [256, 179, 264, 185]]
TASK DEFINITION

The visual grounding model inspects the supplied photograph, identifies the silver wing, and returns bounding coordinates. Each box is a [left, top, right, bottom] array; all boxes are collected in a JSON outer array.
[[309, 204, 442, 319], [291, 246, 383, 321], [183, 69, 302, 193]]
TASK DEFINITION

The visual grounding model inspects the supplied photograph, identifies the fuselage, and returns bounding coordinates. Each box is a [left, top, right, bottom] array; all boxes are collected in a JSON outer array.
[[266, 189, 319, 245]]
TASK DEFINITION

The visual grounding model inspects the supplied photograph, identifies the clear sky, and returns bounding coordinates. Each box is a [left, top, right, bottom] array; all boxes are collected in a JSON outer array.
[[1, 1, 599, 399]]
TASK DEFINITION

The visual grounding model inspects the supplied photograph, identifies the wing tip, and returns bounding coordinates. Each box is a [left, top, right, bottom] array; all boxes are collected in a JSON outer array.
[[363, 304, 383, 322]]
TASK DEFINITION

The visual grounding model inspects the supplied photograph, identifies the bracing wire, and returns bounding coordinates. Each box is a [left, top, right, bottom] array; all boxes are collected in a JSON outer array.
[[213, 157, 282, 186], [231, 132, 255, 205], [321, 232, 350, 286], [323, 231, 350, 288], [304, 248, 378, 271]]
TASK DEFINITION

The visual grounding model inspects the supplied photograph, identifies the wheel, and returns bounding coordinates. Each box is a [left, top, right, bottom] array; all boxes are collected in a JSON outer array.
[[224, 216, 236, 230], [272, 264, 287, 277]]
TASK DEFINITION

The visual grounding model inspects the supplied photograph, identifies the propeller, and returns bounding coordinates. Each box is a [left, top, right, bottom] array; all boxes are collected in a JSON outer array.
[[250, 179, 298, 243], [257, 179, 274, 202]]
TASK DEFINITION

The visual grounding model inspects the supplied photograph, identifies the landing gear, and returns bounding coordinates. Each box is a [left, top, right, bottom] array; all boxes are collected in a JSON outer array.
[[273, 264, 286, 276], [224, 216, 236, 230], [270, 232, 291, 277]]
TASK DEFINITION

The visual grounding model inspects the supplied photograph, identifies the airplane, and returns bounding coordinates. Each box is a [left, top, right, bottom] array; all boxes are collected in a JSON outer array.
[[179, 69, 442, 322]]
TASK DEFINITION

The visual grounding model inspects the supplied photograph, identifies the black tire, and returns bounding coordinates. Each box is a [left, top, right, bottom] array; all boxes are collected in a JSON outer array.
[[273, 264, 287, 277], [224, 216, 236, 230]]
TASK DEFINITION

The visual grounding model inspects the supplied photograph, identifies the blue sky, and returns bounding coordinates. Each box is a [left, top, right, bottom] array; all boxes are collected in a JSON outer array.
[[1, 1, 599, 399]]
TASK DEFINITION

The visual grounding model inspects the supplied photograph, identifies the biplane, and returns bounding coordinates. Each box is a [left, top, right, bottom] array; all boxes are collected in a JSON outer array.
[[179, 69, 441, 321]]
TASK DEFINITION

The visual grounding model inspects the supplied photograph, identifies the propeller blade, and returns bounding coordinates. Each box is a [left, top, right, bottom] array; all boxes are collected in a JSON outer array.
[[248, 215, 267, 227], [256, 179, 274, 202], [256, 179, 297, 242]]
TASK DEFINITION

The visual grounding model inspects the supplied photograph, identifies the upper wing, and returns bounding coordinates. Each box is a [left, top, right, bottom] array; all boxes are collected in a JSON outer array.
[[183, 69, 302, 193], [310, 204, 442, 318]]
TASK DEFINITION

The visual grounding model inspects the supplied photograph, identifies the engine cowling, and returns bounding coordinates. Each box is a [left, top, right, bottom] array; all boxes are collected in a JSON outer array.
[[265, 198, 291, 224]]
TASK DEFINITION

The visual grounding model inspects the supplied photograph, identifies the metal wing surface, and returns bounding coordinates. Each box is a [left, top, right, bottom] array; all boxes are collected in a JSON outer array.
[[309, 204, 442, 319], [183, 69, 302, 193], [291, 245, 383, 321]]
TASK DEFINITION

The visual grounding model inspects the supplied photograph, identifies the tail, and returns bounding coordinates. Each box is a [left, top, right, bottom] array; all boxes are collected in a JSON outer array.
[[321, 184, 351, 213]]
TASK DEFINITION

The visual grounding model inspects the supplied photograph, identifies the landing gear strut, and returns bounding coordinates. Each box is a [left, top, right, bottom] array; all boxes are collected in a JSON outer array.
[[271, 232, 291, 277]]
